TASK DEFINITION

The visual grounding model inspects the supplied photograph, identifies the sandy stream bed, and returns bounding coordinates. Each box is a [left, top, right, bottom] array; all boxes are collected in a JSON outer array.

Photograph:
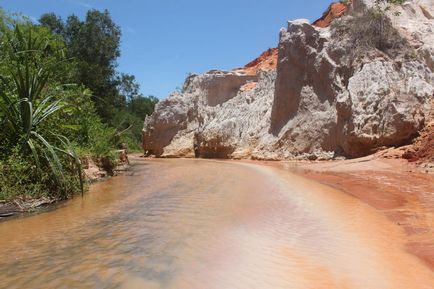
[[273, 155, 434, 271]]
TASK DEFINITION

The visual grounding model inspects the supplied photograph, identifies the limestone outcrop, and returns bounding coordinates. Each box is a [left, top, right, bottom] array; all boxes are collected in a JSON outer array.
[[143, 0, 434, 160]]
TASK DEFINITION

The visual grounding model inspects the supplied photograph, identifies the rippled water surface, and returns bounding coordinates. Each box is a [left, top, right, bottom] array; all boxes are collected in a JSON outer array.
[[0, 158, 433, 289]]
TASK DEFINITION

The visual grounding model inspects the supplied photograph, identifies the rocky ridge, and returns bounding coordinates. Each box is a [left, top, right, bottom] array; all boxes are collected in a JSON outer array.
[[143, 0, 433, 162]]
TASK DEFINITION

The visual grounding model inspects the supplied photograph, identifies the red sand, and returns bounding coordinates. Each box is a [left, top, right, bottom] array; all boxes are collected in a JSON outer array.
[[233, 48, 278, 76], [283, 157, 434, 271], [313, 2, 349, 28]]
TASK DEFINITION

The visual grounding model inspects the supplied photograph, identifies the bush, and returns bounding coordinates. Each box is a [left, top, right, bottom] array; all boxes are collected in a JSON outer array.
[[332, 1, 406, 56], [0, 25, 85, 198], [0, 151, 46, 201], [0, 148, 83, 201]]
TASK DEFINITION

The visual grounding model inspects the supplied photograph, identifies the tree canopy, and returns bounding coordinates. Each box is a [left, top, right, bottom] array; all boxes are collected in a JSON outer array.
[[38, 9, 158, 142]]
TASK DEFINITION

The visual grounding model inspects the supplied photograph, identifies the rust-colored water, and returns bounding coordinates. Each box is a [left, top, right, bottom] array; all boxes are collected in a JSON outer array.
[[0, 158, 433, 289]]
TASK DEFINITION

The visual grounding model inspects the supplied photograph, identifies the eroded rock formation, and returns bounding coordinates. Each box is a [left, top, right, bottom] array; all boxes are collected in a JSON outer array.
[[233, 48, 279, 76], [143, 0, 434, 160], [313, 2, 349, 28]]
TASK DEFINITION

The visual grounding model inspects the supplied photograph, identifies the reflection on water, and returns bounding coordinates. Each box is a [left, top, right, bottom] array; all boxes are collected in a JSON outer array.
[[0, 158, 433, 289]]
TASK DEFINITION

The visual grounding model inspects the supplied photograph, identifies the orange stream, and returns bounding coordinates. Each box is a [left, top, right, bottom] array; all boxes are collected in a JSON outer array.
[[0, 158, 433, 289]]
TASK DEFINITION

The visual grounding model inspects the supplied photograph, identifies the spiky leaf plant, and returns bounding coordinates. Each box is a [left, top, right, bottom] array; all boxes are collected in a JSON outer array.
[[0, 25, 83, 197]]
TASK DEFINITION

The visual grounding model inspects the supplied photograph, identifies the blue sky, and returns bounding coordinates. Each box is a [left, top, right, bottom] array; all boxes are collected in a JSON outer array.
[[0, 0, 332, 99]]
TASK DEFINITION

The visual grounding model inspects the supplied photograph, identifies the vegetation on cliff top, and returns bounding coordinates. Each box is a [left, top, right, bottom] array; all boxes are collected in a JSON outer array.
[[334, 0, 407, 57]]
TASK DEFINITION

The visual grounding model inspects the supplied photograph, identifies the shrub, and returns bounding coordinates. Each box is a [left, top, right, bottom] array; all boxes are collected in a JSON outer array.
[[332, 0, 406, 56], [0, 147, 83, 201], [0, 150, 47, 201], [0, 25, 84, 198]]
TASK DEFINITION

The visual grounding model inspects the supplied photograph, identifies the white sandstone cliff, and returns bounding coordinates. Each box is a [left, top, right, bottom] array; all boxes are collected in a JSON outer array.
[[143, 0, 434, 160]]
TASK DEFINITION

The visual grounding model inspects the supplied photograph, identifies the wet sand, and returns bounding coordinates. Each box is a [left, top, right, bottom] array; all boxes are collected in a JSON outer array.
[[0, 157, 433, 288], [283, 156, 434, 271]]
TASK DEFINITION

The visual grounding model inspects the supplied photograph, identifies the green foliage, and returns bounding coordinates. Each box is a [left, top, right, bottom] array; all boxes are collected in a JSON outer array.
[[87, 121, 118, 156], [39, 13, 65, 35], [129, 95, 158, 118], [0, 25, 83, 198], [38, 10, 159, 148], [0, 147, 84, 201], [40, 9, 123, 122], [0, 148, 49, 200], [0, 7, 158, 201]]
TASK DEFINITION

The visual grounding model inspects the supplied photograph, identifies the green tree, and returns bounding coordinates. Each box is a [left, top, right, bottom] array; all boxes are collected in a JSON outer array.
[[118, 73, 139, 102], [39, 13, 65, 35], [37, 9, 159, 149], [66, 10, 122, 121], [114, 74, 158, 147], [117, 73, 158, 117], [39, 9, 123, 122], [129, 95, 159, 118]]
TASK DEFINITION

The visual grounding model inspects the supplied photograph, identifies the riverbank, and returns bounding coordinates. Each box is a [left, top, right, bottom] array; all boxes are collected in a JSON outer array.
[[272, 155, 434, 271], [0, 152, 131, 220]]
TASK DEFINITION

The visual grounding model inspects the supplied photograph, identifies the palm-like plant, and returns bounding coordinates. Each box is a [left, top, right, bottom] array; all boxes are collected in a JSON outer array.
[[0, 25, 83, 196]]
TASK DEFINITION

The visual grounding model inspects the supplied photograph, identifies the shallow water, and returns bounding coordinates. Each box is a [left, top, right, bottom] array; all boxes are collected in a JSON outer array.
[[0, 158, 433, 289]]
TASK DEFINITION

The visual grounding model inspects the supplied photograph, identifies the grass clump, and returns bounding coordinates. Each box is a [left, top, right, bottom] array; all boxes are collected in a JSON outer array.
[[332, 0, 407, 57]]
